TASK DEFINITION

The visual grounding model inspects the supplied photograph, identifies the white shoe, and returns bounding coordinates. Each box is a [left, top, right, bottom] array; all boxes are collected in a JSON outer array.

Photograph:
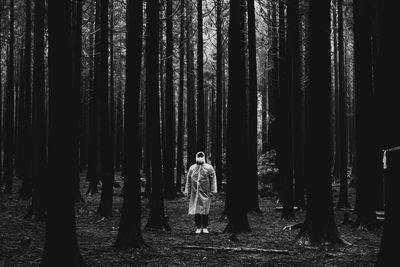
[[202, 228, 209, 234], [195, 228, 202, 234]]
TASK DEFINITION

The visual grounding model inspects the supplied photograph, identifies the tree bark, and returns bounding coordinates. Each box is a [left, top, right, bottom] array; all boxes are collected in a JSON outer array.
[[29, 0, 46, 220], [19, 0, 33, 199], [186, 2, 196, 168], [353, 0, 379, 230], [3, 0, 15, 195], [197, 0, 205, 153], [246, 0, 261, 213], [215, 0, 223, 191], [86, 0, 100, 195], [176, 0, 185, 194], [145, 0, 170, 231], [296, 0, 345, 245], [41, 1, 86, 264], [97, 0, 114, 218], [336, 0, 351, 210], [164, 0, 176, 199], [115, 0, 147, 249], [223, 0, 251, 234]]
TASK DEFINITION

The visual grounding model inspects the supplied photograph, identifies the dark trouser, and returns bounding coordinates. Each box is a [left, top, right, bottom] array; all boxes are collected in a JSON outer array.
[[195, 214, 209, 228]]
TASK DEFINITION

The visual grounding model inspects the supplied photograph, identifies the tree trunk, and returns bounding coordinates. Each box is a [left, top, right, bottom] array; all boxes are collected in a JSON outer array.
[[109, 1, 115, 176], [86, 1, 100, 195], [186, 2, 196, 168], [41, 1, 86, 264], [293, 1, 305, 211], [214, 0, 223, 191], [223, 0, 251, 234], [115, 0, 147, 249], [376, 1, 400, 262], [353, 0, 379, 230], [246, 0, 261, 213], [29, 0, 46, 220], [164, 0, 176, 199], [97, 0, 114, 218], [276, 0, 294, 219], [176, 0, 185, 194], [3, 0, 15, 195], [197, 0, 205, 153], [0, 0, 4, 209], [336, 0, 351, 210], [296, 0, 344, 245], [268, 2, 279, 151], [145, 0, 170, 231], [18, 0, 33, 199], [72, 0, 84, 203]]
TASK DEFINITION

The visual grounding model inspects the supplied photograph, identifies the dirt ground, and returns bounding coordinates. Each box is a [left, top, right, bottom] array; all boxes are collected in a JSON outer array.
[[0, 172, 382, 266]]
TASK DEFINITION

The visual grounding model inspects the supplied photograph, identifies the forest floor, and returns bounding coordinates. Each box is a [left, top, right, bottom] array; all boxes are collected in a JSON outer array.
[[1, 171, 382, 267]]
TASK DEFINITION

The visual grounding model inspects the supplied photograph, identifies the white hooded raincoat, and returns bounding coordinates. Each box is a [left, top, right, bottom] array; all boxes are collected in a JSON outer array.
[[184, 156, 217, 215]]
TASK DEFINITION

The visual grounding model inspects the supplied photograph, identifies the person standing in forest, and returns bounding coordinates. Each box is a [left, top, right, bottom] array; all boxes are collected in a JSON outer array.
[[184, 152, 217, 234]]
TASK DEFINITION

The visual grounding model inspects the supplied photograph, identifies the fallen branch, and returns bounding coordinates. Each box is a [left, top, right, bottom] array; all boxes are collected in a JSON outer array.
[[173, 245, 289, 254]]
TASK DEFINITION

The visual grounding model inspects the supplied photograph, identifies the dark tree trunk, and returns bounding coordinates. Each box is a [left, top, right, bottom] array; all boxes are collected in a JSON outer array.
[[145, 0, 170, 231], [246, 0, 261, 213], [3, 0, 15, 195], [86, 1, 100, 195], [353, 0, 379, 230], [196, 0, 205, 153], [72, 0, 84, 203], [336, 0, 351, 210], [19, 0, 33, 199], [0, 0, 4, 210], [186, 2, 196, 168], [296, 0, 344, 245], [79, 0, 87, 172], [176, 0, 185, 194], [115, 0, 147, 249], [268, 2, 279, 151], [276, 0, 295, 219], [41, 1, 86, 264], [164, 0, 176, 200], [293, 0, 305, 211], [223, 0, 251, 234], [215, 0, 223, 192], [97, 0, 114, 218], [109, 1, 115, 178], [376, 2, 400, 263], [376, 150, 399, 266], [283, 0, 303, 217], [29, 0, 46, 220]]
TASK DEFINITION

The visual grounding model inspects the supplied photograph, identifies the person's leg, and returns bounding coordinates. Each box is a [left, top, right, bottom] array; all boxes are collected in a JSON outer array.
[[195, 214, 202, 228], [202, 215, 209, 228]]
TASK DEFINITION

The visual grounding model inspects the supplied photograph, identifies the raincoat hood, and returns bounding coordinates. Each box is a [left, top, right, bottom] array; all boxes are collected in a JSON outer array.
[[196, 152, 205, 164]]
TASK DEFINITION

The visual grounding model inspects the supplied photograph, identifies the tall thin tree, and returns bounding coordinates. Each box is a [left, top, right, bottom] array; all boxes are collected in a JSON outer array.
[[224, 0, 251, 234], [214, 0, 223, 191], [164, 0, 176, 199], [197, 0, 205, 153], [115, 0, 147, 249], [3, 0, 15, 195], [145, 0, 170, 231], [336, 0, 350, 210], [41, 0, 86, 264], [246, 0, 261, 213], [97, 0, 114, 218], [176, 0, 185, 194], [18, 0, 33, 199], [29, 0, 46, 220], [296, 0, 345, 245], [353, 0, 380, 230], [186, 1, 196, 168], [72, 0, 84, 202]]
